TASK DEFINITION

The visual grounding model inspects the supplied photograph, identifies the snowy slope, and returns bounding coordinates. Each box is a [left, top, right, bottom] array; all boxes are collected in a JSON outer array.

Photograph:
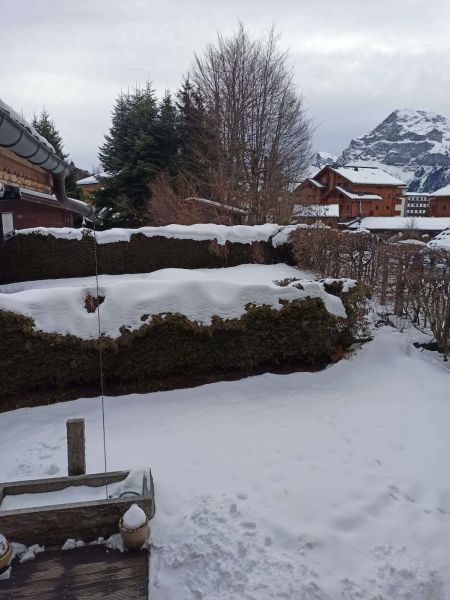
[[0, 265, 347, 339], [0, 326, 449, 598], [338, 109, 450, 192]]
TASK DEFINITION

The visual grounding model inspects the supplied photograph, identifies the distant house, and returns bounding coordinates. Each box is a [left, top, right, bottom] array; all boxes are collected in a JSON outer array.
[[429, 184, 450, 217], [403, 192, 430, 217], [346, 216, 450, 236], [292, 203, 340, 226], [76, 173, 106, 203], [0, 98, 91, 235], [294, 165, 406, 221]]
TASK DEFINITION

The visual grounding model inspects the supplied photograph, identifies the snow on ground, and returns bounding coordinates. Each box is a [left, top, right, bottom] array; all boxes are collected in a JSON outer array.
[[0, 264, 347, 339], [0, 326, 449, 598], [16, 223, 288, 245]]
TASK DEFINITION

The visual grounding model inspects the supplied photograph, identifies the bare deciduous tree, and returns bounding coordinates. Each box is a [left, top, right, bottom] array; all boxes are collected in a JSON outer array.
[[191, 24, 314, 224]]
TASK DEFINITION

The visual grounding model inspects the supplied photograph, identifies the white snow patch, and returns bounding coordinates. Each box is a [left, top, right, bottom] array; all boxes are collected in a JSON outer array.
[[19, 544, 44, 563], [122, 504, 147, 529], [62, 539, 85, 550], [0, 327, 449, 597], [16, 223, 287, 246], [0, 265, 346, 339]]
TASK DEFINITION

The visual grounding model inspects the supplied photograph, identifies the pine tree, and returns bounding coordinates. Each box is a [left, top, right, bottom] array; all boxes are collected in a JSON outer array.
[[154, 91, 178, 174], [32, 108, 67, 160], [97, 82, 161, 226], [32, 108, 81, 198]]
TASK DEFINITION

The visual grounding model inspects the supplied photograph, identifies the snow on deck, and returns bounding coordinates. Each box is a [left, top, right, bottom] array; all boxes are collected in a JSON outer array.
[[0, 265, 347, 339], [348, 216, 450, 231], [16, 223, 289, 246], [0, 327, 449, 598]]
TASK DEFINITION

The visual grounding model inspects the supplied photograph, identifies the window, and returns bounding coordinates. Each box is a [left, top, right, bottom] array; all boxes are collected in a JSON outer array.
[[386, 205, 389, 210]]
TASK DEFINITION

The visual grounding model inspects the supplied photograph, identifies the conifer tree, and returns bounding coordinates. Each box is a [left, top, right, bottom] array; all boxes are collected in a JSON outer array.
[[32, 108, 81, 198]]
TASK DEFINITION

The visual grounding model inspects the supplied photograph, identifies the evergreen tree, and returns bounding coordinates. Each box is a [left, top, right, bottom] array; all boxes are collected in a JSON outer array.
[[32, 108, 67, 159], [32, 108, 81, 198], [97, 82, 162, 226], [154, 91, 178, 174]]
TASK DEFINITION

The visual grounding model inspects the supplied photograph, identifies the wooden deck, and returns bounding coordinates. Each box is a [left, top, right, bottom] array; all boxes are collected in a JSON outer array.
[[1, 544, 149, 599]]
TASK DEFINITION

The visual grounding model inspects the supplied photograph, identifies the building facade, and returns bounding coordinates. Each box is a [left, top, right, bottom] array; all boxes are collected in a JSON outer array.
[[429, 184, 450, 217], [294, 166, 405, 221], [403, 192, 430, 217], [0, 98, 91, 235]]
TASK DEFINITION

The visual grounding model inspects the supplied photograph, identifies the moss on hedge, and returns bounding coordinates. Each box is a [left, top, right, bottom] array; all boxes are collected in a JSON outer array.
[[0, 232, 290, 283], [0, 296, 353, 410]]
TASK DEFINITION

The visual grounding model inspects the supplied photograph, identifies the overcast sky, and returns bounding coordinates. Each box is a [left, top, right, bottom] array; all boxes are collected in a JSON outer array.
[[3, 0, 450, 170]]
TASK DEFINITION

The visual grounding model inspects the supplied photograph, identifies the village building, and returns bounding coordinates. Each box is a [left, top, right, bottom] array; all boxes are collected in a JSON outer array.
[[429, 183, 450, 217], [0, 98, 91, 235], [291, 203, 340, 226], [76, 173, 105, 203], [346, 216, 450, 237], [294, 165, 406, 221], [403, 192, 430, 217]]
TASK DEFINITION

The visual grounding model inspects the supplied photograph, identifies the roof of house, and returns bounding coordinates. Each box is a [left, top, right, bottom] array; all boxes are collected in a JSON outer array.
[[0, 97, 55, 153], [348, 217, 450, 231], [18, 187, 90, 215], [293, 203, 339, 218], [183, 197, 248, 215], [307, 178, 325, 189], [76, 172, 109, 186], [329, 166, 405, 186], [428, 226, 450, 249], [335, 186, 382, 201], [404, 192, 430, 197], [431, 183, 450, 197]]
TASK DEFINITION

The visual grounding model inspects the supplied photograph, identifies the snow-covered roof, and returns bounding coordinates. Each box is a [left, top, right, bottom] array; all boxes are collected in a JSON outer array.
[[183, 197, 247, 215], [293, 204, 339, 218], [18, 187, 91, 215], [330, 166, 405, 186], [404, 192, 429, 197], [0, 97, 55, 153], [431, 183, 450, 197], [427, 226, 450, 249], [335, 186, 382, 201], [348, 217, 450, 231], [307, 178, 325, 189], [76, 172, 109, 186]]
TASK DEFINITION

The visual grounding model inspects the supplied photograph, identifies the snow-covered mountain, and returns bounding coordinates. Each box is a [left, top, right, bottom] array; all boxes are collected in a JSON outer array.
[[337, 109, 450, 192], [312, 151, 338, 169]]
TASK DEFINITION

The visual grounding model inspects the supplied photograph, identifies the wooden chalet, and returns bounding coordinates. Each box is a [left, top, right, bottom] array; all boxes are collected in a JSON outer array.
[[294, 165, 406, 221], [0, 98, 92, 236], [429, 183, 450, 217]]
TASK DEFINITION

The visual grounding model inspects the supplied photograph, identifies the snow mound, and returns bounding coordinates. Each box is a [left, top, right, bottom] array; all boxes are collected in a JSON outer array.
[[16, 223, 291, 246], [19, 544, 44, 563], [0, 265, 347, 339], [122, 504, 147, 529]]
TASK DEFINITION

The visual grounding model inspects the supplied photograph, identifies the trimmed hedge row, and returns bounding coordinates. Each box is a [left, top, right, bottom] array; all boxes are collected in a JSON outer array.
[[0, 232, 294, 283], [0, 295, 354, 410]]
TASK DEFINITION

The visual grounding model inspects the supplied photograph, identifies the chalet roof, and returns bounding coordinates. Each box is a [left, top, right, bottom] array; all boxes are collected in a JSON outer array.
[[348, 217, 450, 232], [329, 166, 405, 186], [183, 197, 248, 215], [0, 97, 55, 153], [431, 183, 450, 197], [307, 178, 325, 189], [293, 203, 339, 218], [18, 187, 91, 216], [335, 186, 382, 201], [76, 172, 109, 186]]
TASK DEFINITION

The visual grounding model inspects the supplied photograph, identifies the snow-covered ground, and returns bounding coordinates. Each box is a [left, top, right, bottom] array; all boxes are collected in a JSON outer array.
[[0, 264, 347, 339], [0, 326, 449, 598]]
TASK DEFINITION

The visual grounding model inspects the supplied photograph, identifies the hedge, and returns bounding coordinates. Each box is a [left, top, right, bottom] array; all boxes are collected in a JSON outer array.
[[0, 232, 294, 284], [0, 295, 355, 411]]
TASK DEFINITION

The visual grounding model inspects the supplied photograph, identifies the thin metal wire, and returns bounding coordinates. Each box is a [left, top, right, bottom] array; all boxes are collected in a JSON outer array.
[[92, 218, 109, 498]]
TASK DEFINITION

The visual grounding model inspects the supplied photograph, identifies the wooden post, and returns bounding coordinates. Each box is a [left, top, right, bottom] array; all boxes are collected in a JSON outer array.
[[67, 419, 86, 477]]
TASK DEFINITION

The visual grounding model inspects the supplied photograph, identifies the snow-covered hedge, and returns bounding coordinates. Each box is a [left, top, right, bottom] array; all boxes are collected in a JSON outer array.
[[0, 225, 295, 284], [0, 287, 361, 409]]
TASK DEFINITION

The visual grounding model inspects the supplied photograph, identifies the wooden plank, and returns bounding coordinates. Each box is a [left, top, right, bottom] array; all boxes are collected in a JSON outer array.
[[0, 545, 149, 599]]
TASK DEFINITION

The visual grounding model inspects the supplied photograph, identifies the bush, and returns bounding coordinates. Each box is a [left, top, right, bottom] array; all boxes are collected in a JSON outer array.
[[0, 232, 290, 283], [0, 295, 356, 410]]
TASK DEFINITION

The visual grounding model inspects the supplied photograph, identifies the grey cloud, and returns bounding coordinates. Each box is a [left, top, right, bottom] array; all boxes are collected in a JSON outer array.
[[3, 0, 449, 168]]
